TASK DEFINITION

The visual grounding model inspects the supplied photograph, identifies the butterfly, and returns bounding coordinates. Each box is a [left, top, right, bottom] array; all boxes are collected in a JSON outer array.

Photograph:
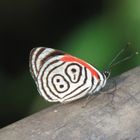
[[29, 43, 136, 103]]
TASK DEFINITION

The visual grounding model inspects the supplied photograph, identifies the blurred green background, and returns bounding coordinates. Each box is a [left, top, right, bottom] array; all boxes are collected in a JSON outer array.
[[0, 0, 140, 128]]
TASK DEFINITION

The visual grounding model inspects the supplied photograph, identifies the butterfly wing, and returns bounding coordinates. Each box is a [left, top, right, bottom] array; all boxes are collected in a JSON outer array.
[[29, 47, 106, 103]]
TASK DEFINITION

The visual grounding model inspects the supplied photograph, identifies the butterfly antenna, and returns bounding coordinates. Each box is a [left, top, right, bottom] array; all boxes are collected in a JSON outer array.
[[109, 42, 131, 68], [110, 51, 139, 68], [107, 42, 138, 70]]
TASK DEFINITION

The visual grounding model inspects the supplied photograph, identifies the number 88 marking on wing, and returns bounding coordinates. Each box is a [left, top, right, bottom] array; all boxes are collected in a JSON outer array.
[[29, 44, 136, 103]]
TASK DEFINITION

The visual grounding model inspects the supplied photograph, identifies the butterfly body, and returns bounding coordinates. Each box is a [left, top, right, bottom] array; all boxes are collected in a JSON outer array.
[[29, 47, 107, 103]]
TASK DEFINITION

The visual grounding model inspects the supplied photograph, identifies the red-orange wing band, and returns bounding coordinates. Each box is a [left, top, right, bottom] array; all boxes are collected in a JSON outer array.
[[60, 54, 99, 80]]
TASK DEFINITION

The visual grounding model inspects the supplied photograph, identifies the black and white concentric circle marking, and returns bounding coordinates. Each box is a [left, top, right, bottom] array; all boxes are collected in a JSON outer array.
[[52, 74, 70, 93], [29, 47, 107, 103], [65, 63, 82, 83], [37, 60, 93, 102]]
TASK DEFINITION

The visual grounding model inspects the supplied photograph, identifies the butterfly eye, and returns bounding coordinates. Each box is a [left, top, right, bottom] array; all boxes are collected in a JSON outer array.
[[103, 71, 110, 79]]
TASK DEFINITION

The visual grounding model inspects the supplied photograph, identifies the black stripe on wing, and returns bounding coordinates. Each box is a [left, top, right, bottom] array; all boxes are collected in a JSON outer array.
[[29, 47, 65, 80], [63, 67, 88, 99], [40, 50, 65, 67], [39, 60, 65, 100], [29, 48, 46, 80]]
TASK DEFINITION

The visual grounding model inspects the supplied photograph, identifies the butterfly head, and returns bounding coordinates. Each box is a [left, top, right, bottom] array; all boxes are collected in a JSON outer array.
[[103, 70, 110, 80]]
